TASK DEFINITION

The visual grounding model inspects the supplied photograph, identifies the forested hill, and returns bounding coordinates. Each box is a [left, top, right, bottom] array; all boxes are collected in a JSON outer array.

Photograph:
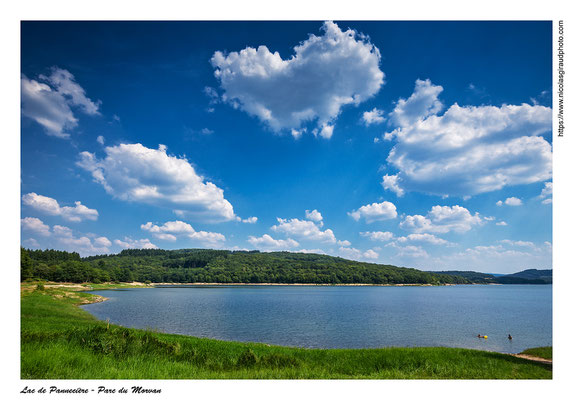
[[21, 248, 469, 285], [431, 269, 552, 284]]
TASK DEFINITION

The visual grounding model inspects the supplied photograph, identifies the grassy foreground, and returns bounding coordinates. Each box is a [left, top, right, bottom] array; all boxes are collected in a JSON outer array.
[[21, 283, 552, 379]]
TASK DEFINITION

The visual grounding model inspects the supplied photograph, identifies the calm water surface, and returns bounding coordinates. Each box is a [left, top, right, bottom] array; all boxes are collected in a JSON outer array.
[[82, 285, 552, 353]]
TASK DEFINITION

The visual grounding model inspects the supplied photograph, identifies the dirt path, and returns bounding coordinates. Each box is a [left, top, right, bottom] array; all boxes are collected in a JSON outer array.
[[512, 354, 552, 365]]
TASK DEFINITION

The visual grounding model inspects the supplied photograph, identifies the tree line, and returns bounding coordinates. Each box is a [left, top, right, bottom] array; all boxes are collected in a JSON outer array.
[[21, 247, 470, 285]]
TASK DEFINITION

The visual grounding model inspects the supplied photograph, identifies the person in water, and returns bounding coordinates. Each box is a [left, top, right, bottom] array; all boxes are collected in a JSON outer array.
[[508, 334, 512, 340], [477, 334, 481, 338]]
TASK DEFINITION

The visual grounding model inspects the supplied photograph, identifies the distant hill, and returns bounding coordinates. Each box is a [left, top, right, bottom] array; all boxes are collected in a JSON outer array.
[[431, 269, 552, 284], [497, 269, 552, 284]]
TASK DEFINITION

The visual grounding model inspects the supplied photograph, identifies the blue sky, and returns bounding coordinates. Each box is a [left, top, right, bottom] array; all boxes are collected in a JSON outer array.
[[20, 21, 553, 273]]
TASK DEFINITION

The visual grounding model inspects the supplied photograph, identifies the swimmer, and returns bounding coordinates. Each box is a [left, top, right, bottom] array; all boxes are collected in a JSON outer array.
[[508, 334, 512, 340]]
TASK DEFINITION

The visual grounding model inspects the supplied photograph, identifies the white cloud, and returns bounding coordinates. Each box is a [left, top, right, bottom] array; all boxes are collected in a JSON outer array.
[[187, 231, 226, 247], [337, 246, 379, 262], [94, 237, 112, 248], [381, 174, 404, 197], [271, 218, 336, 243], [114, 237, 158, 250], [363, 249, 379, 260], [141, 220, 225, 247], [362, 108, 386, 126], [390, 244, 429, 259], [496, 221, 508, 226], [497, 197, 523, 206], [77, 143, 237, 222], [239, 216, 258, 224], [503, 197, 523, 206], [389, 79, 444, 127], [21, 217, 51, 237], [361, 231, 394, 242], [21, 68, 100, 138], [499, 239, 536, 249], [23, 238, 40, 248], [291, 128, 304, 139], [539, 181, 552, 204], [211, 21, 384, 137], [97, 135, 105, 145], [52, 224, 111, 255], [395, 233, 451, 246], [348, 202, 397, 223], [382, 79, 552, 197], [317, 124, 334, 139], [204, 86, 220, 104], [400, 205, 482, 234], [437, 241, 551, 273], [22, 193, 98, 222], [305, 209, 323, 225], [337, 240, 352, 247], [248, 234, 299, 250]]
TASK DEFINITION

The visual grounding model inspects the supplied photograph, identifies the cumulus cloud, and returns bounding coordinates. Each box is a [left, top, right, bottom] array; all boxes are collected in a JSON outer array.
[[23, 238, 40, 248], [114, 237, 158, 250], [505, 197, 522, 206], [389, 79, 444, 127], [52, 225, 112, 255], [496, 221, 508, 226], [360, 231, 394, 242], [210, 21, 384, 137], [338, 246, 379, 262], [499, 239, 536, 249], [400, 205, 482, 234], [271, 218, 336, 243], [381, 174, 404, 197], [381, 79, 552, 197], [305, 209, 323, 225], [238, 216, 258, 224], [497, 197, 523, 206], [22, 193, 98, 222], [21, 68, 100, 138], [362, 108, 386, 126], [348, 202, 397, 223], [248, 234, 299, 250], [141, 220, 225, 246], [387, 244, 429, 259], [21, 217, 51, 236], [539, 181, 552, 204], [395, 233, 451, 246], [97, 136, 105, 145], [77, 143, 237, 222]]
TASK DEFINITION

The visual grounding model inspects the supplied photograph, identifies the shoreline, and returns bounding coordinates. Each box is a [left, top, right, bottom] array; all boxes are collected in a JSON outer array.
[[152, 282, 458, 287]]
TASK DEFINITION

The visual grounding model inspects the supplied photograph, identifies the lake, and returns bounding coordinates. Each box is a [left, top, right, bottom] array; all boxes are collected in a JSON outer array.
[[82, 284, 552, 353]]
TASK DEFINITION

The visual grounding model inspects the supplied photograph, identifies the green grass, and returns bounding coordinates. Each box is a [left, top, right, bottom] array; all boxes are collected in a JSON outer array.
[[520, 346, 552, 360], [21, 285, 552, 379]]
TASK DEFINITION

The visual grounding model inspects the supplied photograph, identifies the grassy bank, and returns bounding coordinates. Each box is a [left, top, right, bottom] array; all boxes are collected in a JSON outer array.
[[21, 283, 552, 379], [520, 347, 552, 360]]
